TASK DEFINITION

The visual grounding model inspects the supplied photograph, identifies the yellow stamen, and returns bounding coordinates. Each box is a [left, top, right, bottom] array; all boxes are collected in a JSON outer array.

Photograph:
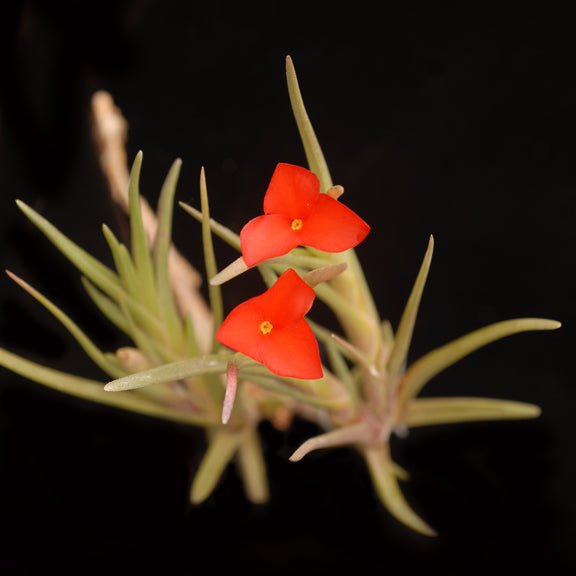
[[291, 218, 303, 231], [260, 320, 273, 335]]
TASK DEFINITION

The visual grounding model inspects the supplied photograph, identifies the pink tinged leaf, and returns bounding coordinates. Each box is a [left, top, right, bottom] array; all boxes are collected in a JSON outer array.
[[263, 163, 320, 217], [299, 194, 370, 252], [240, 214, 299, 267], [222, 362, 239, 424]]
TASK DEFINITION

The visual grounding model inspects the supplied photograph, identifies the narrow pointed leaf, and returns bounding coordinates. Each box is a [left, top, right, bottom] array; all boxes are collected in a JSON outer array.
[[243, 373, 343, 410], [105, 355, 231, 391], [200, 168, 223, 337], [286, 56, 332, 192], [387, 236, 434, 388], [209, 256, 249, 286], [363, 447, 437, 536], [289, 422, 368, 462], [183, 312, 201, 357], [179, 201, 241, 250], [331, 333, 379, 376], [390, 461, 410, 482], [82, 275, 166, 343], [399, 318, 561, 407], [303, 262, 348, 287], [101, 224, 139, 297], [151, 160, 185, 350], [314, 282, 376, 334], [118, 300, 170, 367], [381, 319, 395, 347], [16, 200, 120, 296], [81, 277, 130, 333], [0, 347, 211, 426], [237, 429, 269, 503], [190, 429, 245, 503], [128, 152, 157, 311], [404, 397, 541, 428], [7, 271, 127, 379], [324, 338, 359, 405]]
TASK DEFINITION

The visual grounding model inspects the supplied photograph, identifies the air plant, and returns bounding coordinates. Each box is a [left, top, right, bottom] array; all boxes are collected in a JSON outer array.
[[0, 57, 559, 535]]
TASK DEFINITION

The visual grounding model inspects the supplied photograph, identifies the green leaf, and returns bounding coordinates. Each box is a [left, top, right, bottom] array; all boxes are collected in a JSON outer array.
[[387, 236, 434, 388], [190, 429, 246, 503], [324, 338, 359, 406], [81, 277, 130, 334], [242, 373, 343, 410], [105, 355, 231, 391], [118, 300, 169, 367], [128, 152, 157, 311], [0, 347, 212, 426], [16, 200, 120, 297], [237, 429, 269, 504], [404, 397, 541, 428], [289, 422, 368, 462], [363, 446, 436, 536], [7, 271, 127, 379], [154, 159, 185, 344], [179, 201, 241, 250], [101, 224, 139, 297], [199, 168, 223, 344], [285, 56, 333, 192], [81, 275, 166, 343], [399, 318, 561, 407], [183, 312, 201, 357]]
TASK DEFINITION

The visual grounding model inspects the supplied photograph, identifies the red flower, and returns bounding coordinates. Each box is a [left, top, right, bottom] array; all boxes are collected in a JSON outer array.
[[240, 163, 370, 267], [216, 269, 322, 379]]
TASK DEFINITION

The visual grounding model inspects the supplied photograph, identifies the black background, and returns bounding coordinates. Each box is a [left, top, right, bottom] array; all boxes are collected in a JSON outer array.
[[0, 2, 574, 574]]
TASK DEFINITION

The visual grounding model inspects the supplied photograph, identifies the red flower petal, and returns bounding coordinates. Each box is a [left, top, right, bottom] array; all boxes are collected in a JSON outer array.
[[299, 194, 370, 252], [260, 319, 322, 379], [216, 269, 321, 379], [263, 163, 320, 218], [240, 214, 298, 267], [258, 269, 315, 328], [215, 298, 265, 364]]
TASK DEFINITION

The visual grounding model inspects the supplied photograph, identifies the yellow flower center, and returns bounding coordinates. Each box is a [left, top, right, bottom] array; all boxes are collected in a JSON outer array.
[[291, 218, 303, 231], [260, 320, 273, 335]]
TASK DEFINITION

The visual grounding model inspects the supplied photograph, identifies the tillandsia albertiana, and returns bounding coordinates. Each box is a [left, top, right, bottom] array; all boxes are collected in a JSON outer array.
[[0, 57, 560, 535]]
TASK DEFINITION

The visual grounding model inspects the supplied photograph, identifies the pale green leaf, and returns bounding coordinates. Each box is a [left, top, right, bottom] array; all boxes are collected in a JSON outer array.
[[404, 397, 541, 428], [399, 318, 561, 407], [183, 312, 201, 357], [285, 55, 332, 192], [154, 159, 185, 343], [81, 277, 130, 334], [82, 275, 166, 343], [0, 347, 212, 426], [7, 271, 126, 379], [128, 152, 157, 311], [200, 168, 223, 340], [243, 373, 343, 410], [16, 200, 120, 297], [324, 338, 359, 405], [237, 429, 269, 503], [118, 300, 169, 367], [105, 355, 231, 391], [101, 224, 139, 297], [290, 422, 368, 462], [190, 429, 245, 503], [387, 236, 434, 388], [178, 201, 241, 250], [363, 447, 436, 536]]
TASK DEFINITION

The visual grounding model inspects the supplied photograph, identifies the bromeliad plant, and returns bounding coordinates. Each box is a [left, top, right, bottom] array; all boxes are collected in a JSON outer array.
[[0, 57, 559, 535]]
